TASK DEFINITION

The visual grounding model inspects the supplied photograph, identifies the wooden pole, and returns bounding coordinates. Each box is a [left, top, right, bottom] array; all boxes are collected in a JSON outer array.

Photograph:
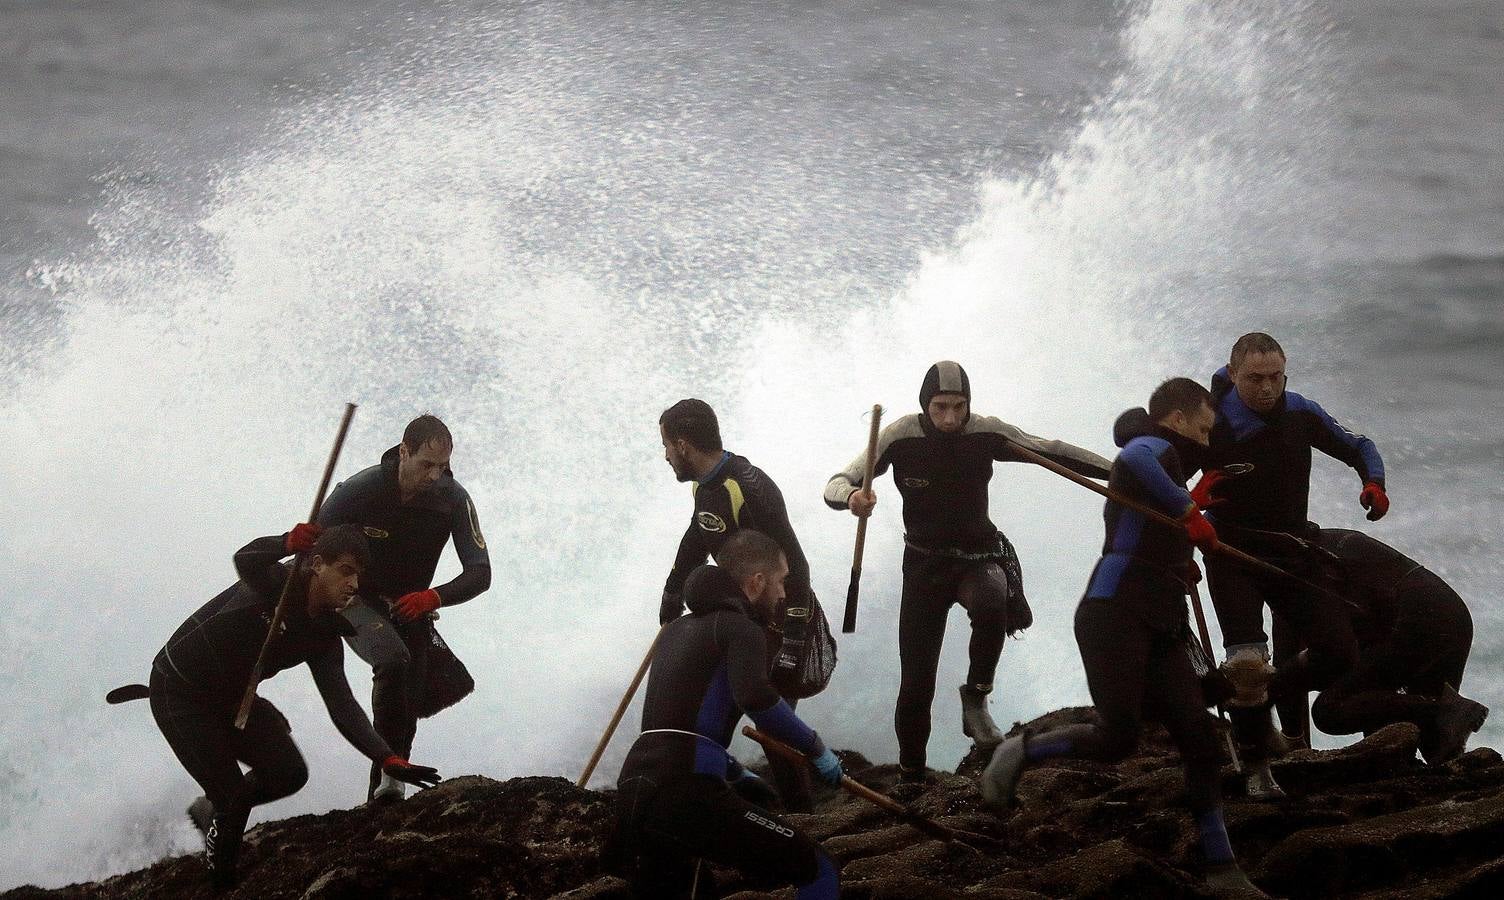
[[234, 402, 357, 729], [742, 726, 1001, 849], [842, 404, 883, 633], [577, 627, 663, 788]]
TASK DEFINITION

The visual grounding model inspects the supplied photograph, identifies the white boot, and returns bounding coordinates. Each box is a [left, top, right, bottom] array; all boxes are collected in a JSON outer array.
[[373, 772, 407, 803]]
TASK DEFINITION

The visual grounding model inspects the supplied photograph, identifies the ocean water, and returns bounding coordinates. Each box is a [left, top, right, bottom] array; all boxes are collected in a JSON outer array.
[[1, 0, 1500, 888]]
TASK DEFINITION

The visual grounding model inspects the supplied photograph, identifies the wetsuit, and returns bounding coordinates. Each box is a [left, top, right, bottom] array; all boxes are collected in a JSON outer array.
[[615, 564, 838, 899], [823, 379, 1109, 770], [1009, 409, 1233, 868], [1204, 366, 1378, 737], [317, 445, 491, 792], [148, 535, 392, 879], [1309, 529, 1473, 742]]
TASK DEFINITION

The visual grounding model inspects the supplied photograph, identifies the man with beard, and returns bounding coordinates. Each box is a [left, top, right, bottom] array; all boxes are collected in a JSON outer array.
[[824, 361, 1110, 779], [1201, 333, 1384, 789], [981, 378, 1262, 896], [318, 414, 491, 802], [658, 398, 821, 810], [614, 529, 842, 899], [139, 524, 440, 888]]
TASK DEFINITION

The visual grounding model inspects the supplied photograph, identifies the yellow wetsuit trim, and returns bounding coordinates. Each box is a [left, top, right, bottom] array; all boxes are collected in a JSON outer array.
[[724, 478, 746, 526]]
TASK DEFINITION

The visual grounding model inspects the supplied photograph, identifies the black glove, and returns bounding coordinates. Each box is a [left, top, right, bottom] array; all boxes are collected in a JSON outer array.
[[382, 756, 442, 789], [730, 770, 781, 809], [659, 590, 684, 625]]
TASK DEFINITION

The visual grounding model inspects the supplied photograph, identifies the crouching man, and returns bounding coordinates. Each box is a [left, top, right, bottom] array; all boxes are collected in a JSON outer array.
[[137, 524, 440, 888], [613, 530, 842, 898]]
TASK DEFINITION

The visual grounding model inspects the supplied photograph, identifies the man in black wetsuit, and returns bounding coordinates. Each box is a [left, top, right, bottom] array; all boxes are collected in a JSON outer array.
[[615, 529, 842, 899], [1303, 529, 1488, 763], [142, 524, 440, 888], [1202, 333, 1384, 780], [981, 378, 1261, 897], [658, 398, 821, 810], [318, 414, 491, 801], [824, 361, 1111, 777]]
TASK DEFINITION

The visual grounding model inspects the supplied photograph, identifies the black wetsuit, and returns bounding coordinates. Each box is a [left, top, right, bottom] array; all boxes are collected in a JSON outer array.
[[148, 535, 392, 875], [1044, 410, 1223, 814], [1204, 367, 1379, 738], [824, 410, 1109, 769], [1309, 529, 1473, 740], [317, 445, 491, 790], [615, 564, 838, 899]]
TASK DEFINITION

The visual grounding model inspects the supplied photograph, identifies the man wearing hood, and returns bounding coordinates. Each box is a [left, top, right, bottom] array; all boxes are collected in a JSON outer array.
[[613, 529, 843, 899], [1202, 333, 1383, 763], [980, 378, 1262, 896], [141, 524, 441, 888], [318, 414, 491, 802], [823, 360, 1111, 778], [1305, 528, 1487, 762]]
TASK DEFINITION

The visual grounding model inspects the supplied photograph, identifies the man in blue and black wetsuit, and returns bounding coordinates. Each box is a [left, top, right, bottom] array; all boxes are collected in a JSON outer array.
[[318, 414, 491, 802], [1202, 332, 1384, 762], [981, 378, 1261, 896], [615, 529, 842, 899]]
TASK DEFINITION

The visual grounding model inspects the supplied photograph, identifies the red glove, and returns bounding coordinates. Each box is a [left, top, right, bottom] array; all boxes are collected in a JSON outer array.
[[381, 755, 441, 789], [1189, 470, 1228, 509], [393, 589, 441, 622], [1181, 507, 1220, 552], [285, 522, 322, 554], [1359, 482, 1389, 521]]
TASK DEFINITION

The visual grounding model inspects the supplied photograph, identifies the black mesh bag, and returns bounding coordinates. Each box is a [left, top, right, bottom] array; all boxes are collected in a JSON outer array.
[[416, 625, 475, 719], [772, 591, 838, 700]]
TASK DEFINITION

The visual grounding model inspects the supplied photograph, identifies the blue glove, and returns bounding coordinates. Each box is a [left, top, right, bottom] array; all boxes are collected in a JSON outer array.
[[811, 747, 843, 786]]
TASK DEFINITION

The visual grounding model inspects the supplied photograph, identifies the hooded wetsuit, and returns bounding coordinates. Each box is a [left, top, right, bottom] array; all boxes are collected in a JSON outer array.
[[822, 361, 1110, 770], [1309, 529, 1473, 741], [1012, 410, 1235, 868], [317, 444, 491, 791], [148, 535, 392, 877], [616, 564, 837, 899]]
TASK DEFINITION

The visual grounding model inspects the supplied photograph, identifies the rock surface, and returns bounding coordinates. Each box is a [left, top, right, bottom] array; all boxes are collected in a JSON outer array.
[[8, 708, 1503, 899]]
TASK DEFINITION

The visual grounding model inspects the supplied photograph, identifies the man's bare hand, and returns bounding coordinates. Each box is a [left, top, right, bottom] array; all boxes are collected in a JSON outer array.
[[848, 489, 877, 518]]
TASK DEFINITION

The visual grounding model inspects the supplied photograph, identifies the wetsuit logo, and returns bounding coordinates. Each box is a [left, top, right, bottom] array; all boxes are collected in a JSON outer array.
[[1223, 463, 1256, 476], [467, 498, 486, 550], [901, 477, 930, 489], [363, 527, 390, 539], [696, 511, 728, 533], [743, 810, 794, 838]]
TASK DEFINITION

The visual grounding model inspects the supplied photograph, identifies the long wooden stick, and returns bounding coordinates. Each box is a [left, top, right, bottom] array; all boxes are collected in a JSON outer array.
[[842, 404, 883, 634], [577, 627, 663, 787], [742, 726, 1001, 850], [1187, 581, 1243, 773], [234, 402, 358, 729], [1000, 438, 1353, 609]]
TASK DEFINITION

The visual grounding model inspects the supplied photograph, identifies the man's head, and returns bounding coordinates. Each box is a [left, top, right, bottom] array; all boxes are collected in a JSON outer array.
[[920, 360, 971, 434], [718, 529, 788, 624], [398, 414, 453, 498], [305, 524, 371, 615], [1228, 332, 1286, 414], [1149, 377, 1215, 447], [659, 398, 723, 482]]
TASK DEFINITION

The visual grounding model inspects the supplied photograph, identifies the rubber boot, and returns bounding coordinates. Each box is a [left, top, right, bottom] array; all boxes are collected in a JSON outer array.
[[960, 684, 1005, 749], [1244, 761, 1286, 800], [204, 800, 250, 890], [1426, 683, 1489, 765], [1205, 862, 1268, 897], [980, 734, 1027, 812], [372, 772, 408, 803]]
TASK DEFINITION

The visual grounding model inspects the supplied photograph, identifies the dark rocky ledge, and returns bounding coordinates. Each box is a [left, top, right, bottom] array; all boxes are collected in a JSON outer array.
[[9, 707, 1503, 899]]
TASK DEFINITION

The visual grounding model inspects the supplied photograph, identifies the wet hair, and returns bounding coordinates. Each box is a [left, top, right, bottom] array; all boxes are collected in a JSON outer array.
[[1148, 378, 1213, 421], [1229, 332, 1286, 372], [718, 530, 785, 583], [402, 414, 453, 453], [659, 399, 722, 452], [312, 523, 372, 570]]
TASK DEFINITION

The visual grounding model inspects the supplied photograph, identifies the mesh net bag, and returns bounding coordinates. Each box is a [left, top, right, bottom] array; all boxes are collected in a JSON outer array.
[[416, 624, 476, 719], [773, 591, 838, 700]]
